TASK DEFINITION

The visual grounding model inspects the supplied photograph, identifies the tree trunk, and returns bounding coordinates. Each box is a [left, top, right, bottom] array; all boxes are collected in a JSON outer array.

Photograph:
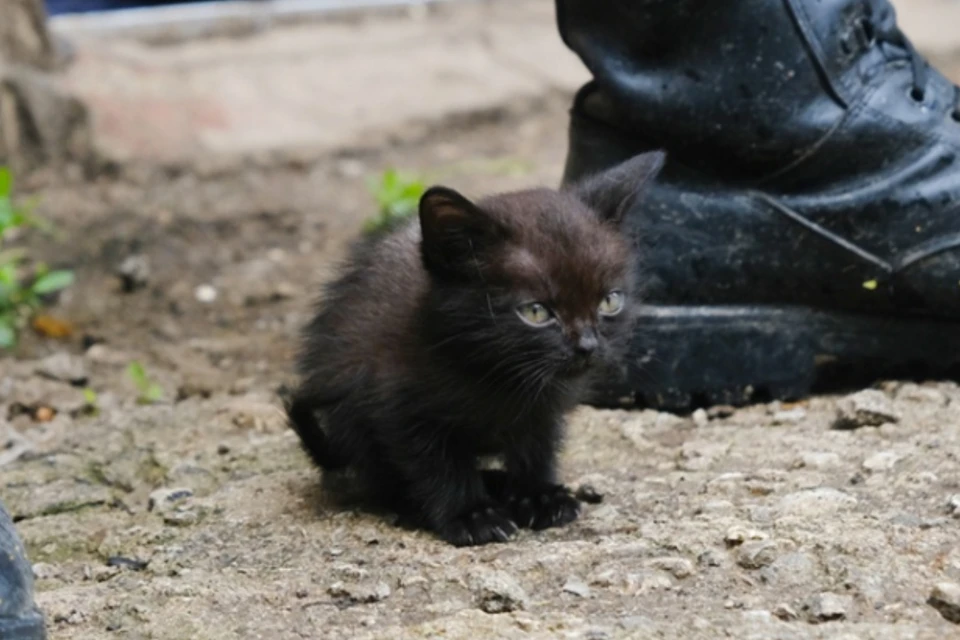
[[0, 0, 92, 175]]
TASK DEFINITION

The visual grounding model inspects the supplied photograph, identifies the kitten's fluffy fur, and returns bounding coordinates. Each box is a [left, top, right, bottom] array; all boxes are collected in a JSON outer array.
[[287, 151, 665, 546]]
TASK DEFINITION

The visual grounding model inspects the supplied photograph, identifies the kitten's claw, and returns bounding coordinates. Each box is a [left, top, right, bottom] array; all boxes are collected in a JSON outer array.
[[439, 505, 518, 547], [508, 485, 581, 531]]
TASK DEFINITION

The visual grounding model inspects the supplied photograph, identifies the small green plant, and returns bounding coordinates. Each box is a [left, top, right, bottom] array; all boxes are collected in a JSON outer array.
[[82, 387, 100, 416], [126, 361, 164, 404], [363, 169, 427, 234], [0, 166, 74, 348]]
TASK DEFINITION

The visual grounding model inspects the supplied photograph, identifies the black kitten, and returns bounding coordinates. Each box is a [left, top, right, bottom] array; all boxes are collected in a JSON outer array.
[[287, 151, 665, 546]]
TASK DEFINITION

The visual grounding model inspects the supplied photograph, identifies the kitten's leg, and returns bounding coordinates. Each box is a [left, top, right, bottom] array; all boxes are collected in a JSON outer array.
[[399, 447, 518, 547], [501, 424, 581, 531]]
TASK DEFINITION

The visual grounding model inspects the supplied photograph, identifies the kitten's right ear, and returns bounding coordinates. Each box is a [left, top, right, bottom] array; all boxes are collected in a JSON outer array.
[[570, 150, 667, 224], [419, 186, 505, 278]]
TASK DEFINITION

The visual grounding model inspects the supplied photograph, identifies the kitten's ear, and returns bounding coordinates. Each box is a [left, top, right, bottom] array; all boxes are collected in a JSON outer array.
[[419, 186, 505, 277], [570, 150, 666, 224]]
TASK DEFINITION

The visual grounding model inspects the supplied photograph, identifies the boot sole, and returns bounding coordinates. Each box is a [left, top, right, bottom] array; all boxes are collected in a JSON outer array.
[[0, 614, 46, 640], [586, 305, 960, 413]]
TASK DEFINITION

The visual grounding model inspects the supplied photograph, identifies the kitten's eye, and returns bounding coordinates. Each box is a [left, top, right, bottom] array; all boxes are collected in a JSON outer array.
[[599, 291, 625, 316], [516, 302, 554, 327]]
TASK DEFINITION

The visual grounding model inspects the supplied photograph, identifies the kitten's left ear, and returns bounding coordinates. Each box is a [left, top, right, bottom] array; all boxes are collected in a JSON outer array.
[[569, 150, 667, 224], [419, 186, 506, 278]]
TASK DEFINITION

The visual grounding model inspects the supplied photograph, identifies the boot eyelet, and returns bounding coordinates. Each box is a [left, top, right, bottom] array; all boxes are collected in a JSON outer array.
[[909, 87, 926, 103]]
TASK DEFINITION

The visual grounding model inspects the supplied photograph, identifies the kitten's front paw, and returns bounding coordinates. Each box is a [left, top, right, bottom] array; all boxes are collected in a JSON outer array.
[[438, 505, 518, 547], [508, 485, 581, 531]]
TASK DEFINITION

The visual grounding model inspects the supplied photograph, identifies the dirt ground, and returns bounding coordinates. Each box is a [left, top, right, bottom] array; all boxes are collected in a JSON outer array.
[[3, 3, 960, 640]]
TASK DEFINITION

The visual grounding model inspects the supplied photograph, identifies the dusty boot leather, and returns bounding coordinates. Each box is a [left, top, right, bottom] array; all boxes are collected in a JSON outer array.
[[558, 0, 960, 411], [0, 500, 46, 639]]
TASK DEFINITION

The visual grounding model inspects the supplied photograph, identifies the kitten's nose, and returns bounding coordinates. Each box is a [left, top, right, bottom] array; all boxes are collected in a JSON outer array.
[[575, 329, 599, 357]]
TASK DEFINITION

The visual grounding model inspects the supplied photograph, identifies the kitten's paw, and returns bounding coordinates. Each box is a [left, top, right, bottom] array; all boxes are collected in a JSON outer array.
[[438, 505, 518, 547], [508, 485, 581, 531]]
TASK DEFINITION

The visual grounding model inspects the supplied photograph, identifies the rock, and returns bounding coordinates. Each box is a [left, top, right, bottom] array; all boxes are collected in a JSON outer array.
[[771, 408, 806, 424], [648, 557, 695, 579], [833, 389, 900, 429], [773, 603, 799, 621], [949, 495, 960, 518], [777, 488, 857, 518], [574, 484, 604, 504], [328, 581, 391, 605], [562, 577, 591, 598], [862, 451, 900, 472], [806, 592, 851, 622], [470, 570, 528, 613], [117, 255, 151, 292], [163, 510, 200, 527], [928, 582, 960, 624], [795, 451, 841, 470], [195, 284, 218, 303], [724, 526, 768, 547], [36, 353, 87, 385], [692, 409, 709, 427], [737, 541, 779, 569], [760, 553, 816, 588], [32, 562, 60, 581], [148, 487, 193, 513]]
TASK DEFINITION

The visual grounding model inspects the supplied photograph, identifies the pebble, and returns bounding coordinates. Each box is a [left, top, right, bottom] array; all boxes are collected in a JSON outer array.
[[574, 484, 604, 504], [773, 603, 799, 621], [195, 284, 218, 303], [807, 592, 851, 622], [648, 557, 695, 579], [469, 570, 528, 613], [163, 510, 200, 527], [32, 562, 60, 580], [833, 389, 900, 429], [862, 451, 901, 472], [771, 408, 807, 424], [36, 353, 88, 385], [562, 576, 591, 598], [777, 488, 857, 518], [928, 582, 960, 624], [692, 408, 709, 427], [148, 487, 194, 513], [736, 541, 779, 569], [947, 495, 960, 518], [724, 526, 768, 546], [760, 552, 816, 588], [328, 581, 391, 604], [795, 451, 841, 470], [117, 255, 151, 292]]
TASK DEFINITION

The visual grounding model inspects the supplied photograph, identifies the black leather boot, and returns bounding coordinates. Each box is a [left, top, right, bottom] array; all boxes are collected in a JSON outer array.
[[558, 0, 960, 411], [0, 500, 45, 639]]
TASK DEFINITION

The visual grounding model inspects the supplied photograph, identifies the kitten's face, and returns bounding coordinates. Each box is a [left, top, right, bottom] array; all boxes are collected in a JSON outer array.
[[418, 151, 666, 388]]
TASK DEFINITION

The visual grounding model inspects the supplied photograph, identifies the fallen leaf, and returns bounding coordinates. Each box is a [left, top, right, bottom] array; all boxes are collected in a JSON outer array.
[[32, 315, 75, 339]]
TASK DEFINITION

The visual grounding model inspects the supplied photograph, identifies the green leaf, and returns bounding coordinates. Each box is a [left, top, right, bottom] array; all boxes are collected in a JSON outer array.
[[127, 361, 149, 392], [32, 270, 74, 294], [145, 384, 164, 403], [83, 388, 98, 405], [0, 319, 15, 349], [0, 167, 11, 199]]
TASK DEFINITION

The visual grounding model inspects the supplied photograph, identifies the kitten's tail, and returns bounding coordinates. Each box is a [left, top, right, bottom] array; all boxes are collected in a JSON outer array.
[[284, 393, 350, 471]]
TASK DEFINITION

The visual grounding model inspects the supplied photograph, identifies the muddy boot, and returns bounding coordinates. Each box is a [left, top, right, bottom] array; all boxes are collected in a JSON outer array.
[[0, 500, 46, 639], [558, 0, 960, 411]]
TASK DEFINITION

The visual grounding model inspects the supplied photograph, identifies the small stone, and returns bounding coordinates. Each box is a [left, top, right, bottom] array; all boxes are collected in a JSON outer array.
[[742, 610, 774, 624], [32, 562, 60, 581], [562, 576, 591, 598], [772, 408, 806, 424], [862, 450, 900, 472], [117, 255, 150, 293], [928, 582, 960, 624], [773, 603, 798, 621], [163, 510, 199, 527], [697, 550, 724, 569], [195, 284, 218, 303], [33, 406, 55, 422], [328, 581, 391, 605], [295, 588, 308, 599], [707, 405, 736, 419], [760, 553, 816, 588], [574, 484, 604, 504], [833, 389, 900, 429], [948, 495, 960, 518], [724, 526, 768, 547], [470, 570, 528, 613], [777, 488, 857, 518], [648, 557, 695, 579], [148, 487, 193, 513], [795, 451, 841, 470], [807, 592, 851, 622], [692, 408, 709, 427], [36, 352, 88, 385], [737, 541, 779, 569], [637, 573, 673, 593]]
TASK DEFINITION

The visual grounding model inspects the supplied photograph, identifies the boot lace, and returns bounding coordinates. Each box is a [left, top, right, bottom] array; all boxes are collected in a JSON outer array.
[[869, 15, 960, 122]]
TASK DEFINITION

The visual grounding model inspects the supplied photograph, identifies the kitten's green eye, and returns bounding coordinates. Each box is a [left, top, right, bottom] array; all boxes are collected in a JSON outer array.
[[599, 291, 625, 316], [516, 302, 553, 327]]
